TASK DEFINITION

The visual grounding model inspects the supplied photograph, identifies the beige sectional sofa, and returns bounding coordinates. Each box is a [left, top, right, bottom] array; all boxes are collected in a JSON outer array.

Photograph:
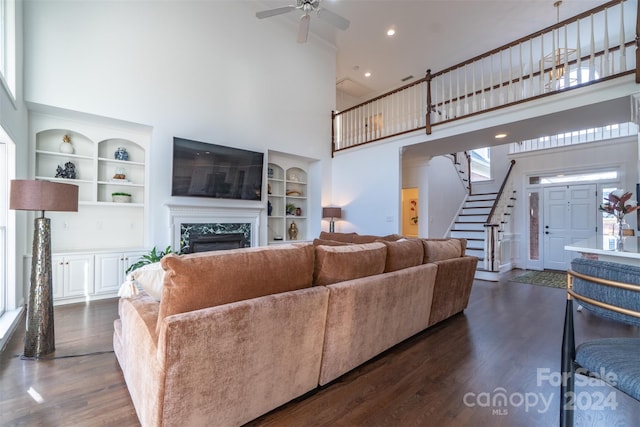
[[113, 233, 477, 426]]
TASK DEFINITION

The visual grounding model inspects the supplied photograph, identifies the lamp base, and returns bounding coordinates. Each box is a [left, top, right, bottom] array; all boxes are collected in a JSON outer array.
[[24, 217, 55, 358], [329, 219, 335, 233]]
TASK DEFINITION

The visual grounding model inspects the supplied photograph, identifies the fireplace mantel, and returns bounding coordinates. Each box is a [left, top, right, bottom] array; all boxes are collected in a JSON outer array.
[[167, 204, 261, 250]]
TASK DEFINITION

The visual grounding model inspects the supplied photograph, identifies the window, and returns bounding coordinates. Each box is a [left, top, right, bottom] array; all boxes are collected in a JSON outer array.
[[530, 170, 617, 185], [0, 141, 6, 316], [470, 148, 490, 182], [0, 0, 16, 99]]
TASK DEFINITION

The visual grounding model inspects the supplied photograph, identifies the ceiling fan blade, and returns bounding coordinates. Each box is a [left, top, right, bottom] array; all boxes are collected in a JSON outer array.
[[256, 6, 296, 19], [316, 8, 350, 30], [297, 14, 310, 43]]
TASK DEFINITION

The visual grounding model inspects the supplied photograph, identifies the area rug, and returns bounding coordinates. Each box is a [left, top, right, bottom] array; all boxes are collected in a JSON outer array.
[[510, 270, 567, 289]]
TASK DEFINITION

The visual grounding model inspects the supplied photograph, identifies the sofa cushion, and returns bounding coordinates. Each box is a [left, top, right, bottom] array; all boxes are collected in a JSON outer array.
[[382, 239, 425, 272], [314, 242, 387, 286], [312, 238, 352, 247], [351, 234, 379, 243], [422, 238, 465, 263], [318, 231, 357, 243], [158, 244, 315, 331]]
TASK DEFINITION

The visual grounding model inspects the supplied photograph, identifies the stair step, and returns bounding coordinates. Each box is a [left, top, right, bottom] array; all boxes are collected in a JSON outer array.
[[466, 248, 484, 258], [452, 222, 485, 231], [467, 192, 498, 200], [466, 240, 485, 249], [457, 214, 487, 222], [450, 230, 484, 239], [464, 200, 495, 208], [462, 207, 491, 214]]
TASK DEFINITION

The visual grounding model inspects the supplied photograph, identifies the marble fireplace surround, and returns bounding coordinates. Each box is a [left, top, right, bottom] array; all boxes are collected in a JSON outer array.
[[167, 204, 261, 252]]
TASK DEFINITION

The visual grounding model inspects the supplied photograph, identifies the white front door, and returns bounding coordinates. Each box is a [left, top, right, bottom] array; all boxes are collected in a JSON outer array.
[[543, 184, 597, 270]]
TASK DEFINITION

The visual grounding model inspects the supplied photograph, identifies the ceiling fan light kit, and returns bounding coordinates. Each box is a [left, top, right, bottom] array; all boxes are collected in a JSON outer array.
[[256, 0, 350, 44]]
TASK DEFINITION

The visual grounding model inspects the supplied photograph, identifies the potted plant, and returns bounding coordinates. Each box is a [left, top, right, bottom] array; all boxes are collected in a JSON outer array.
[[112, 191, 132, 203], [286, 202, 296, 215], [126, 245, 175, 274]]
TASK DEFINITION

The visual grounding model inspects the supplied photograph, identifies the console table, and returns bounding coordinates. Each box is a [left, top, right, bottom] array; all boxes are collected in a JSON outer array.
[[565, 236, 640, 266]]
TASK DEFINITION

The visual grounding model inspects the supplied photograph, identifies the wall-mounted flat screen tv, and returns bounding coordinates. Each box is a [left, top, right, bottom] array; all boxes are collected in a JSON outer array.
[[171, 137, 264, 201]]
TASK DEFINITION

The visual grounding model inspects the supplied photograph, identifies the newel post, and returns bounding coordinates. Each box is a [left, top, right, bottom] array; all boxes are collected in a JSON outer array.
[[426, 69, 432, 135]]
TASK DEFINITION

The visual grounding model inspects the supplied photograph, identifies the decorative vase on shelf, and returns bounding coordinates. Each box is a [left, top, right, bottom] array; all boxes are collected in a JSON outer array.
[[288, 221, 298, 240], [616, 217, 628, 251], [114, 147, 129, 161], [59, 135, 74, 154]]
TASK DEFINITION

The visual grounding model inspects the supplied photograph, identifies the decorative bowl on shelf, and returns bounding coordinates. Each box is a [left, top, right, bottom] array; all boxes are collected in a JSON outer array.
[[112, 167, 127, 180], [112, 193, 132, 203]]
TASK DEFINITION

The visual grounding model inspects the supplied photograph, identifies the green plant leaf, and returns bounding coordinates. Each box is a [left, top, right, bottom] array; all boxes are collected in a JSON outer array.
[[125, 245, 175, 274]]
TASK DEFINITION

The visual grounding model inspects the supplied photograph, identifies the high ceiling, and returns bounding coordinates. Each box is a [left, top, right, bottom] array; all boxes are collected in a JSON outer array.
[[254, 0, 605, 107], [251, 0, 637, 157]]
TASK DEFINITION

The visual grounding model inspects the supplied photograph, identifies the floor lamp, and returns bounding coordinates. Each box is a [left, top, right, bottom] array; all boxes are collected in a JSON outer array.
[[10, 180, 79, 358], [322, 207, 342, 233]]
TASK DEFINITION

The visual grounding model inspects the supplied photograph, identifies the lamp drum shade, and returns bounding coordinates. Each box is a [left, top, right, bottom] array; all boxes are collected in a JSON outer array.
[[10, 180, 79, 212], [322, 207, 342, 219]]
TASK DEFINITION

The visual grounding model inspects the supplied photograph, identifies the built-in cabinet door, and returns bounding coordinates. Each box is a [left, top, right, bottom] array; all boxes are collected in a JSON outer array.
[[52, 254, 94, 298], [94, 251, 146, 294], [64, 255, 94, 297], [94, 253, 121, 295], [51, 255, 66, 299]]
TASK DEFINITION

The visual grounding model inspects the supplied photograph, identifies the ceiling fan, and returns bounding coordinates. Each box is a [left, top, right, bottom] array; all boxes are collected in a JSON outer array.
[[256, 0, 350, 44]]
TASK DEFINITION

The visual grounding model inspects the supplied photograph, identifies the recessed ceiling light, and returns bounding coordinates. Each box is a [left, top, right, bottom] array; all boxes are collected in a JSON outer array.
[[387, 28, 396, 36], [495, 133, 508, 139], [364, 72, 371, 78]]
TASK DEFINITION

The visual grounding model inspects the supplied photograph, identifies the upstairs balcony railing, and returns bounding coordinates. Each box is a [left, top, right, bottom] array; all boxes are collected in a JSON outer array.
[[332, 0, 638, 155]]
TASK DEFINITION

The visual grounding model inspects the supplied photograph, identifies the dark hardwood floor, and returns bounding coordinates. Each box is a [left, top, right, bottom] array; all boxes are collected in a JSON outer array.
[[1, 271, 639, 426]]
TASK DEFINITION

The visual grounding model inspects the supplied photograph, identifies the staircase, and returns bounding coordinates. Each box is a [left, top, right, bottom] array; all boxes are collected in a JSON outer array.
[[449, 160, 517, 281], [450, 193, 496, 279]]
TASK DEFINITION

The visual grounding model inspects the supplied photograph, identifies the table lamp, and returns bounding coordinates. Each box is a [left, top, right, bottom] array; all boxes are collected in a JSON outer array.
[[322, 207, 342, 233], [10, 179, 79, 358]]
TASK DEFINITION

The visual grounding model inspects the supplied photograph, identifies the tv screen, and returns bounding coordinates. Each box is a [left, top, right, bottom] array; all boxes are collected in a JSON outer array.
[[171, 137, 264, 200]]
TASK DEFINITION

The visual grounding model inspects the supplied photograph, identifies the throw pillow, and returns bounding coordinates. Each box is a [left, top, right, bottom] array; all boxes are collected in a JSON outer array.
[[318, 231, 357, 243], [381, 238, 424, 272], [314, 242, 387, 286], [313, 238, 352, 246], [131, 262, 165, 301], [422, 239, 464, 263]]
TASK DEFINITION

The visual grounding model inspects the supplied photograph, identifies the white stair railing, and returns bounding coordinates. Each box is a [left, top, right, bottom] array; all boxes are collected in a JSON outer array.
[[333, 0, 635, 154], [484, 160, 517, 272]]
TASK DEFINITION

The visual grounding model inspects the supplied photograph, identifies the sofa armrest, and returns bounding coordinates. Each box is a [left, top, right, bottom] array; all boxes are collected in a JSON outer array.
[[428, 255, 478, 326], [114, 293, 164, 427], [156, 286, 329, 427]]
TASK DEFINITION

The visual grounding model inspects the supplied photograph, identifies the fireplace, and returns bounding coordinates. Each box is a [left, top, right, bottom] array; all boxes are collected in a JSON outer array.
[[167, 204, 261, 251], [187, 232, 246, 253]]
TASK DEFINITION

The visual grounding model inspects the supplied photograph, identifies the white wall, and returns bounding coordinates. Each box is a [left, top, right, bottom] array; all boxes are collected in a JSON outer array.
[[23, 1, 336, 248], [423, 155, 468, 237], [331, 142, 402, 235]]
